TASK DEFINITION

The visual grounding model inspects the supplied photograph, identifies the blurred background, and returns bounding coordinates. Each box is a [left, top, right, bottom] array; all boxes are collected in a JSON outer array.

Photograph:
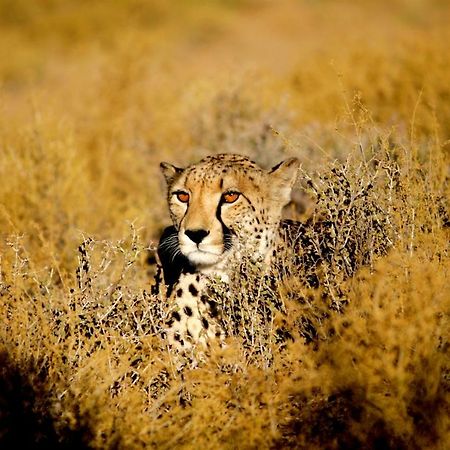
[[0, 0, 449, 268]]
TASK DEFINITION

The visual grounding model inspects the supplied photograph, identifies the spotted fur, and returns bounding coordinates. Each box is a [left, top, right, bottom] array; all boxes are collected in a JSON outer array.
[[155, 153, 299, 359]]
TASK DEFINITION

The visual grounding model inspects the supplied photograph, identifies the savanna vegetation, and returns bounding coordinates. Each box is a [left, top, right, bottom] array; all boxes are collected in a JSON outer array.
[[0, 1, 449, 448]]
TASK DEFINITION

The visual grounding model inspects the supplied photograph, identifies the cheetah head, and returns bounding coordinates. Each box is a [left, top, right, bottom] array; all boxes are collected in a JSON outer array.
[[160, 154, 299, 270]]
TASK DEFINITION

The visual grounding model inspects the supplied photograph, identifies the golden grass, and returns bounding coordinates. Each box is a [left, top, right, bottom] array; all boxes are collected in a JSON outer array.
[[0, 0, 449, 448]]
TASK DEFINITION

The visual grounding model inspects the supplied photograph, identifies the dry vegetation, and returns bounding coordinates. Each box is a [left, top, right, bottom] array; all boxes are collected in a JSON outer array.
[[0, 0, 449, 448]]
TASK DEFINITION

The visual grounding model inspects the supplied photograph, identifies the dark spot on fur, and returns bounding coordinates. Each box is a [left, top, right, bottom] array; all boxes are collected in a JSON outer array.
[[189, 284, 199, 296], [201, 317, 209, 329], [184, 306, 193, 316], [207, 300, 219, 318], [176, 288, 183, 297], [172, 311, 181, 321], [201, 295, 208, 304]]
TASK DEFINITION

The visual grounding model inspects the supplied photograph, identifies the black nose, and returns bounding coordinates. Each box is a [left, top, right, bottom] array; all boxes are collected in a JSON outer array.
[[185, 229, 209, 244]]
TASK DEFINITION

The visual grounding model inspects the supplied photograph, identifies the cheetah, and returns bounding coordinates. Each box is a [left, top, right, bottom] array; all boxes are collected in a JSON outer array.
[[154, 153, 300, 360]]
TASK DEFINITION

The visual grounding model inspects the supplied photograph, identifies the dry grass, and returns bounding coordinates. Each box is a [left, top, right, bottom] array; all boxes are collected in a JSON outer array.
[[0, 0, 449, 448]]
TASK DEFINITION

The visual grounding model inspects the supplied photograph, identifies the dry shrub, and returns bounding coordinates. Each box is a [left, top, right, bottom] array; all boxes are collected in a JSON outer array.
[[2, 128, 448, 448], [276, 246, 449, 449], [0, 1, 449, 448]]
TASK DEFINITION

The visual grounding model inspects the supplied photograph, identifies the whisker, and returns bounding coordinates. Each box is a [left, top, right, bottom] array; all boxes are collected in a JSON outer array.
[[170, 247, 182, 263]]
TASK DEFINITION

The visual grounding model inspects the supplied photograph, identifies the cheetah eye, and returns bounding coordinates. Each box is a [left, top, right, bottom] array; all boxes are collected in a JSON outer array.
[[222, 191, 240, 204], [174, 191, 190, 203]]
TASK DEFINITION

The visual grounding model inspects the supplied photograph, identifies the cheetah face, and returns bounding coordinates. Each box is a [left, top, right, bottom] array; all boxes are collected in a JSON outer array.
[[160, 154, 299, 269]]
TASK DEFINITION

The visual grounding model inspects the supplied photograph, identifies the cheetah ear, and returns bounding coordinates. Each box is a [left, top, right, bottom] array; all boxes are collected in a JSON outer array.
[[160, 162, 183, 185], [269, 157, 300, 205]]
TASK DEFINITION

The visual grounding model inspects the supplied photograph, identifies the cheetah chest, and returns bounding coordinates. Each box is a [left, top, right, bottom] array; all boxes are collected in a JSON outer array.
[[165, 273, 223, 351]]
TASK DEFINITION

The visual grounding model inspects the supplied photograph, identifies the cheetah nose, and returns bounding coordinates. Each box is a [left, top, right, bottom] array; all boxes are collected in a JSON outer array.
[[185, 229, 210, 244]]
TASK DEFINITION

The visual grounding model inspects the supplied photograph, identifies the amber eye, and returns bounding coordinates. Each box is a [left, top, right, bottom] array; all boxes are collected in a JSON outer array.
[[223, 191, 240, 204], [175, 191, 190, 203]]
